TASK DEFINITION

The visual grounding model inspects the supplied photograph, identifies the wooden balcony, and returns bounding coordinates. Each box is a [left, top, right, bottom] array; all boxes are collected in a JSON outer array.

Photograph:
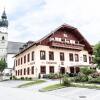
[[49, 41, 84, 50]]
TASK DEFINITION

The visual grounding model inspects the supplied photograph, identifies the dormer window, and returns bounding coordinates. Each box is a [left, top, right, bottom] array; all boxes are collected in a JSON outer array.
[[61, 38, 65, 42], [75, 41, 79, 44], [2, 36, 4, 40]]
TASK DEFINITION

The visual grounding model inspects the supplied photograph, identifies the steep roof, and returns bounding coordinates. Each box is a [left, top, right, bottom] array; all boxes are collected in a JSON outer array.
[[7, 41, 25, 54], [15, 24, 93, 56]]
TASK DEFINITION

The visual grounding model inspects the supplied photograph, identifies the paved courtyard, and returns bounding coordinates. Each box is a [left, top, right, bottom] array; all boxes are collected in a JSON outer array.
[[45, 87, 100, 100], [0, 80, 100, 100]]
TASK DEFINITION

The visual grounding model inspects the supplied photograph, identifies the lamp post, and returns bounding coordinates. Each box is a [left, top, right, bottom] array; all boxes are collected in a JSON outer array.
[[59, 65, 61, 84], [35, 67, 38, 79]]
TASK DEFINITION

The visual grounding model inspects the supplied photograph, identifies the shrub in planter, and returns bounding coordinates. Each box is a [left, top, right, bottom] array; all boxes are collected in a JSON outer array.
[[20, 77, 24, 80], [28, 77, 32, 80], [62, 76, 71, 86]]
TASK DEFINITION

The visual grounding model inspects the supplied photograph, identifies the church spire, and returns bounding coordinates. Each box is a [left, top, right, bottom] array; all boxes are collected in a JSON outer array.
[[0, 8, 8, 27], [1, 8, 7, 19]]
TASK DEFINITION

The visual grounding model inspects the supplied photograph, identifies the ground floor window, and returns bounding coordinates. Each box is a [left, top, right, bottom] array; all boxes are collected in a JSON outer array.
[[27, 67, 30, 75], [70, 67, 74, 73], [31, 66, 34, 74], [76, 67, 80, 73], [20, 69, 22, 75], [24, 68, 26, 75], [16, 70, 17, 76], [60, 67, 65, 74], [49, 66, 54, 73], [40, 66, 46, 74]]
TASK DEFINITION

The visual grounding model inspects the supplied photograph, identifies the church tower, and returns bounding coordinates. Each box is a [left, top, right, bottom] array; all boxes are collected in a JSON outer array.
[[0, 9, 8, 61]]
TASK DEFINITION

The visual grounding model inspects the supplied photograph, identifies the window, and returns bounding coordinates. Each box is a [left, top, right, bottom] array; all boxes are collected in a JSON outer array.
[[31, 51, 34, 61], [40, 50, 46, 60], [31, 66, 34, 74], [61, 38, 65, 42], [16, 60, 17, 66], [24, 68, 26, 75], [49, 66, 54, 73], [60, 52, 64, 61], [20, 69, 22, 75], [75, 41, 79, 44], [27, 53, 30, 62], [27, 67, 30, 75], [21, 57, 23, 65], [2, 36, 4, 40], [49, 51, 54, 60], [83, 55, 87, 62], [75, 54, 79, 62], [69, 53, 73, 61], [40, 66, 46, 74], [18, 58, 20, 65], [18, 70, 19, 76], [16, 70, 17, 76], [24, 55, 26, 63]]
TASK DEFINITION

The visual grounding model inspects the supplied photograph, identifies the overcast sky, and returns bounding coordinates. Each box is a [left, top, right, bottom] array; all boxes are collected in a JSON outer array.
[[0, 0, 100, 45]]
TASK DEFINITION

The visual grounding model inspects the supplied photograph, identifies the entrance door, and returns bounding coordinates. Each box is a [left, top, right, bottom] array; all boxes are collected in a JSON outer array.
[[60, 67, 65, 74], [70, 67, 74, 73], [76, 67, 80, 73]]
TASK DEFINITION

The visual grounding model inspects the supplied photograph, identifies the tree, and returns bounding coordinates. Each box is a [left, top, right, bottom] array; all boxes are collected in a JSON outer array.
[[94, 42, 100, 69], [0, 59, 7, 76]]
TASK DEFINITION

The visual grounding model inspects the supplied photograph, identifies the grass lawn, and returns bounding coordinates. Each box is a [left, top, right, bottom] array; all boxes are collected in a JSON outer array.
[[71, 83, 100, 89], [17, 79, 46, 88], [41, 82, 100, 92], [41, 84, 66, 92]]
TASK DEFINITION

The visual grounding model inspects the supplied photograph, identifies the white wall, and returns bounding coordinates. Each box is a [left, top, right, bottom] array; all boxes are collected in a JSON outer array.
[[15, 45, 92, 78], [7, 54, 15, 68]]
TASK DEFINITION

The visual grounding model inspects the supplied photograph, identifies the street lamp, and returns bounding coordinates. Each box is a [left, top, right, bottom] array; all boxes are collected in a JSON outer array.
[[58, 64, 61, 84], [35, 67, 38, 79]]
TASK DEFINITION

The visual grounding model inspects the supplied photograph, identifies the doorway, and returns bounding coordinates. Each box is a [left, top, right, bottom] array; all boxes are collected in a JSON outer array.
[[60, 67, 65, 74]]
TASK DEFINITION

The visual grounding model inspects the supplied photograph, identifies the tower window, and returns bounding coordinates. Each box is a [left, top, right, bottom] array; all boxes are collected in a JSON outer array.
[[2, 36, 5, 40]]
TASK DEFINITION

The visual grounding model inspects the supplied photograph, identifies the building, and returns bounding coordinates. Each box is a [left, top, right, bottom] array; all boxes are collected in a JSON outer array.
[[14, 24, 93, 78], [0, 9, 8, 61], [0, 10, 24, 78]]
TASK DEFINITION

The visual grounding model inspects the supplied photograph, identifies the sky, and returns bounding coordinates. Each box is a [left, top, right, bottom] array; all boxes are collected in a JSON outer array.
[[0, 0, 100, 45]]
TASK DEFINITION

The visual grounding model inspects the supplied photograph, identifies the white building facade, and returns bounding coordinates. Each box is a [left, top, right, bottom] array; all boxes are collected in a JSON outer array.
[[14, 24, 93, 78], [0, 10, 8, 61]]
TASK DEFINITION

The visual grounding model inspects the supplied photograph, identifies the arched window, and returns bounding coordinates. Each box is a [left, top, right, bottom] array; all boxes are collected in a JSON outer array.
[[2, 36, 5, 40]]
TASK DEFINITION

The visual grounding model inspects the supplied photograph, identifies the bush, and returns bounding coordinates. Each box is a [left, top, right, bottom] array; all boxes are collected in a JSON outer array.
[[80, 67, 96, 76], [90, 72, 100, 78], [68, 73, 78, 77], [12, 76, 17, 80], [43, 74, 49, 78], [25, 77, 28, 80], [74, 73, 88, 82], [20, 77, 24, 80], [62, 76, 71, 86], [10, 76, 12, 80], [28, 77, 32, 80], [88, 77, 100, 84], [48, 73, 59, 79]]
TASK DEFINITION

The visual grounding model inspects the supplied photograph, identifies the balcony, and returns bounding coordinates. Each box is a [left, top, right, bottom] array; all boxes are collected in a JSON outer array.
[[49, 41, 84, 50]]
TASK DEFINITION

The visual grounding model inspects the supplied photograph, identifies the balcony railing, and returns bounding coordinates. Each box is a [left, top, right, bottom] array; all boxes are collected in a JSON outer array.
[[49, 41, 84, 50]]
